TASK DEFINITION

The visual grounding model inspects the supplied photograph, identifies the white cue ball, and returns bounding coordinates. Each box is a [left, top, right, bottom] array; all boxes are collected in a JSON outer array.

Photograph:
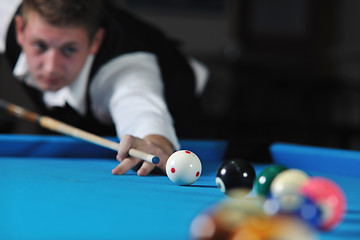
[[166, 150, 202, 185]]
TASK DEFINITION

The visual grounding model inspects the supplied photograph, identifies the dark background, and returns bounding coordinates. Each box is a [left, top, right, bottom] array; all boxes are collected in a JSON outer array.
[[2, 0, 360, 162]]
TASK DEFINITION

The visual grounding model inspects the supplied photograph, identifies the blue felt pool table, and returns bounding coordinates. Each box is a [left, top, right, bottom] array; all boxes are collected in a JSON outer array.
[[0, 134, 359, 240]]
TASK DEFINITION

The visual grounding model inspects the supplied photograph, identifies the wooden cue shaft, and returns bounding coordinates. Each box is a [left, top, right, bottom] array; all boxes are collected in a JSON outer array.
[[39, 116, 120, 151], [0, 99, 159, 164]]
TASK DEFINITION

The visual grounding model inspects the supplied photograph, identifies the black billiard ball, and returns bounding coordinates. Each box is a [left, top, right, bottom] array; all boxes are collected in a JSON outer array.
[[215, 159, 256, 197]]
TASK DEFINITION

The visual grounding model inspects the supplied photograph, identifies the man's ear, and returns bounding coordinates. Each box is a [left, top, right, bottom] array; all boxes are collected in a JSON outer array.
[[14, 15, 25, 47], [90, 28, 105, 55]]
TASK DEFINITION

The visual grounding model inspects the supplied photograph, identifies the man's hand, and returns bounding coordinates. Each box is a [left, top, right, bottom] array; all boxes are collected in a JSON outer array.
[[112, 134, 174, 176]]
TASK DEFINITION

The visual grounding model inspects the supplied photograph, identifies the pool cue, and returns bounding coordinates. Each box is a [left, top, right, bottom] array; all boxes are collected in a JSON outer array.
[[0, 99, 160, 164]]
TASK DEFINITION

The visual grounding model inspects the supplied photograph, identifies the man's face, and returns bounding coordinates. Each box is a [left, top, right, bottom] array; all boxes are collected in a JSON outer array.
[[15, 11, 103, 91]]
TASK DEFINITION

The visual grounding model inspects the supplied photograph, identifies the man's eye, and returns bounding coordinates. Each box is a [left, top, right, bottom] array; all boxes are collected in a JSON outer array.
[[63, 47, 78, 56], [34, 42, 47, 52]]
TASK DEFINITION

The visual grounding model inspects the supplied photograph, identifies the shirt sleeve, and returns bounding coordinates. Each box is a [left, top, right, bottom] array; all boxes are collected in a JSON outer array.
[[0, 0, 22, 53], [89, 52, 180, 150]]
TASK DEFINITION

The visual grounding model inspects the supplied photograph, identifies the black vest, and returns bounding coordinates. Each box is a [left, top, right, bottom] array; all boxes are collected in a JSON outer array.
[[4, 4, 197, 136]]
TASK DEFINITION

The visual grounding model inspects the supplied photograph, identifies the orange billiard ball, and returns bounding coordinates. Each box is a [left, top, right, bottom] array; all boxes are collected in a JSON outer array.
[[230, 215, 317, 240]]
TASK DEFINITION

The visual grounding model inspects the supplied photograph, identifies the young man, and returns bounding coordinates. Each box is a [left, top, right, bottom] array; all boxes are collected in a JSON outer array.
[[0, 0, 207, 176]]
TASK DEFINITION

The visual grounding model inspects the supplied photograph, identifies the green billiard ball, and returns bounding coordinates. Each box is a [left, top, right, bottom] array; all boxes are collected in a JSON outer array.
[[254, 164, 288, 197]]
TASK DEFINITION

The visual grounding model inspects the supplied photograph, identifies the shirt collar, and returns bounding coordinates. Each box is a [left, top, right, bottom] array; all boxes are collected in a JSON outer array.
[[13, 52, 94, 116]]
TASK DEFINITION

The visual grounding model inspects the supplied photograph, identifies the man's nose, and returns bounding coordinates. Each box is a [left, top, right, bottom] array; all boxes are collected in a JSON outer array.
[[43, 50, 62, 74]]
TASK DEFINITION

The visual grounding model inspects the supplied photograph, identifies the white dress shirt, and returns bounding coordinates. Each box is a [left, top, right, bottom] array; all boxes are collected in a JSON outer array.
[[12, 51, 180, 150]]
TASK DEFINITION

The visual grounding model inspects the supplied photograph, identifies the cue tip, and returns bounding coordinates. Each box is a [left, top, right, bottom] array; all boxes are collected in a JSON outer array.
[[128, 148, 160, 165], [152, 156, 160, 164]]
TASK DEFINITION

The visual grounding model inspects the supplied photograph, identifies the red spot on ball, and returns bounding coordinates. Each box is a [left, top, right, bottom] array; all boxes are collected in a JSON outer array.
[[196, 171, 200, 177], [171, 168, 176, 173], [185, 151, 191, 154]]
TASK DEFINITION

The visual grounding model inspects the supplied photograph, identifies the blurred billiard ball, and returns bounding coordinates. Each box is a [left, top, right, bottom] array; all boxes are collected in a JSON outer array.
[[254, 164, 288, 197], [300, 177, 347, 231], [230, 214, 317, 240], [215, 159, 256, 197], [189, 198, 263, 240]]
